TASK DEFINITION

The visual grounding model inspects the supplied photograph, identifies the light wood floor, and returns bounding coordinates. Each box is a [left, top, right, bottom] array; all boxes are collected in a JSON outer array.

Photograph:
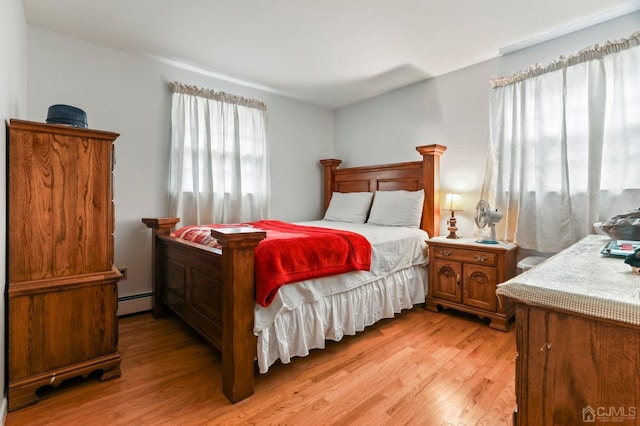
[[6, 307, 516, 426]]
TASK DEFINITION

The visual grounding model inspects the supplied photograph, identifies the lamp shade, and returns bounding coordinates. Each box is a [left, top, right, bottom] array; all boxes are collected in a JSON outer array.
[[445, 193, 462, 211]]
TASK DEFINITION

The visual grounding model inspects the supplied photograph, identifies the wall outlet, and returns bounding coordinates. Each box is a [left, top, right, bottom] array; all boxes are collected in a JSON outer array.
[[118, 267, 128, 280]]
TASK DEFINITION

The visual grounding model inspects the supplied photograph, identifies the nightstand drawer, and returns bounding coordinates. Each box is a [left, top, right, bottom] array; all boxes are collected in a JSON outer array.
[[432, 246, 497, 266]]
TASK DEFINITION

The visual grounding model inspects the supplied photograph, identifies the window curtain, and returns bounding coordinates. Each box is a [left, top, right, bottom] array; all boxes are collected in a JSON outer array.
[[168, 82, 270, 226], [482, 32, 640, 253]]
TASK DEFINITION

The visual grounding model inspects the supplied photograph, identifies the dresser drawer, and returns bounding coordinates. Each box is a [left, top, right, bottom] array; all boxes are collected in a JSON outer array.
[[432, 246, 497, 266]]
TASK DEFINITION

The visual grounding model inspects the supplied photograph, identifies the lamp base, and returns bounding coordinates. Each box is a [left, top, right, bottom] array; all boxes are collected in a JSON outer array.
[[446, 215, 459, 239]]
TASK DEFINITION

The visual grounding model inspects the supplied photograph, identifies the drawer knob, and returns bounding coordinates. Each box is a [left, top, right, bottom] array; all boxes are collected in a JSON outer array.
[[441, 250, 452, 257], [475, 254, 488, 262]]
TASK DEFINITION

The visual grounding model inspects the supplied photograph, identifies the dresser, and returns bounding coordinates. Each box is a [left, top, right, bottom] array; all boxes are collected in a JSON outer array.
[[497, 235, 640, 425], [6, 119, 122, 411], [426, 236, 518, 331]]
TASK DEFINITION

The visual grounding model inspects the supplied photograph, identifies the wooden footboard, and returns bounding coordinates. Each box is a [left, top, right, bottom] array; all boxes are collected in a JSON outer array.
[[142, 144, 446, 404], [141, 218, 265, 402]]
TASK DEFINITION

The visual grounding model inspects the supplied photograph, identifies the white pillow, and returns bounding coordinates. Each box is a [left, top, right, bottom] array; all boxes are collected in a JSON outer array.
[[323, 192, 374, 223], [367, 189, 425, 228]]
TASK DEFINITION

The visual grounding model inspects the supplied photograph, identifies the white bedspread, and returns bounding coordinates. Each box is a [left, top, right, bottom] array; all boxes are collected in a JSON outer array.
[[254, 220, 429, 373]]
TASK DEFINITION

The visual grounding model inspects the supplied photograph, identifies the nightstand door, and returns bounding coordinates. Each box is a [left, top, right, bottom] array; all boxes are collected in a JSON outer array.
[[432, 259, 462, 302], [463, 264, 497, 311]]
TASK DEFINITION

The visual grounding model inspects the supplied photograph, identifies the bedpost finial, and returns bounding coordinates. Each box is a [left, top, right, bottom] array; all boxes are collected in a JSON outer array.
[[416, 144, 447, 156]]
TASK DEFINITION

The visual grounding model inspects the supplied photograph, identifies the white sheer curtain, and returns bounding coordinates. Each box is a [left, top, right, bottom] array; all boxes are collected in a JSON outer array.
[[168, 82, 270, 226], [482, 32, 640, 253]]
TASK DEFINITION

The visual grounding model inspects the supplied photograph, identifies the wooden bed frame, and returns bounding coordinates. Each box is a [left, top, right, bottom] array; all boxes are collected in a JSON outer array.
[[142, 144, 446, 403]]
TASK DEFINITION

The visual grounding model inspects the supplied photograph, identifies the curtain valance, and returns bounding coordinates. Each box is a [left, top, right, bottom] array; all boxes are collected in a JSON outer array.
[[169, 81, 267, 111], [491, 31, 640, 88]]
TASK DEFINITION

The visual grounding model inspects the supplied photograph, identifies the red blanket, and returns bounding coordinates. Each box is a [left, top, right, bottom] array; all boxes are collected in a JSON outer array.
[[171, 220, 371, 307]]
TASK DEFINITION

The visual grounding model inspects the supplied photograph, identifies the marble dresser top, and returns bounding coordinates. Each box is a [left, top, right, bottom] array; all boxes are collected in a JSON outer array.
[[497, 235, 640, 325]]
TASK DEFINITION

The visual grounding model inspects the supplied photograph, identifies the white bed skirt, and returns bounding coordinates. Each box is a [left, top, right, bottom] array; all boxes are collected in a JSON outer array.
[[256, 264, 428, 373]]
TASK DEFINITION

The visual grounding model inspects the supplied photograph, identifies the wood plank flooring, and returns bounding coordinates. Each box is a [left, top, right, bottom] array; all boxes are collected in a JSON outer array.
[[6, 307, 516, 426]]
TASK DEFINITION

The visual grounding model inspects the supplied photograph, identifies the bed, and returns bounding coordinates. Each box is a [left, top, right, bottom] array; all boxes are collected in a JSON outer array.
[[142, 144, 446, 403]]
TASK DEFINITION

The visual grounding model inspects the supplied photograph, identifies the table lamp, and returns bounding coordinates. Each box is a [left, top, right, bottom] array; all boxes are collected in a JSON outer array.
[[445, 193, 462, 239]]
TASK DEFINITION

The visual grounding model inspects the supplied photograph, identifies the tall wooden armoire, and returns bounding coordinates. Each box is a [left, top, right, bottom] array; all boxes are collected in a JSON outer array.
[[6, 119, 122, 411]]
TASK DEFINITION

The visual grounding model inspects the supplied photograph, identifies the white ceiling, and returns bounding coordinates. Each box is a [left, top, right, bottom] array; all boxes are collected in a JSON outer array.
[[23, 0, 640, 109]]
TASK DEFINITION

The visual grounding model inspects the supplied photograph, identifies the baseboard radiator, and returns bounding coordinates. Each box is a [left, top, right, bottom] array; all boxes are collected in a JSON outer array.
[[117, 293, 153, 316]]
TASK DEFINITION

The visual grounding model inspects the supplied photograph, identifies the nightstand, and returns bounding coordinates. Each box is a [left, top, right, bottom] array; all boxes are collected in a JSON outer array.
[[426, 236, 518, 331]]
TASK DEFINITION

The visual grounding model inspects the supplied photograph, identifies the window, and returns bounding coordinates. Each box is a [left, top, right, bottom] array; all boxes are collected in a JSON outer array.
[[168, 82, 270, 226], [483, 33, 640, 252]]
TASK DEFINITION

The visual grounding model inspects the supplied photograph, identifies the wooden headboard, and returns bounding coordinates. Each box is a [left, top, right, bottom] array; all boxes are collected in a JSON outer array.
[[320, 144, 447, 238]]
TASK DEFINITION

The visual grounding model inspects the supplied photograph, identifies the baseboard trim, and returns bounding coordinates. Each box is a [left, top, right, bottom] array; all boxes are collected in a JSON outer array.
[[1, 396, 7, 424], [117, 293, 152, 316]]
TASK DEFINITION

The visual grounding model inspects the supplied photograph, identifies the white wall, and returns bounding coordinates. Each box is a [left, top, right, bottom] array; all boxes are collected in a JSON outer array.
[[27, 27, 334, 312], [0, 0, 28, 419], [335, 11, 640, 240]]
